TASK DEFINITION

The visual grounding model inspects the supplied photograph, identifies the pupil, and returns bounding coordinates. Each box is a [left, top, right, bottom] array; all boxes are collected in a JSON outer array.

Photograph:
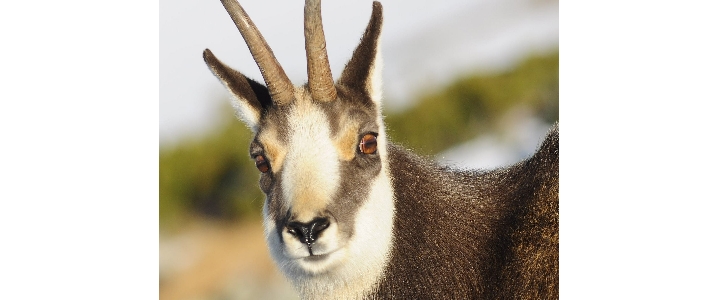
[[361, 134, 377, 154], [255, 156, 269, 172]]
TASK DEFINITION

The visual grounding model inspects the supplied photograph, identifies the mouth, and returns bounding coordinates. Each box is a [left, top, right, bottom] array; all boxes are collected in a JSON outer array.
[[283, 244, 347, 274], [304, 253, 331, 262], [297, 247, 340, 262]]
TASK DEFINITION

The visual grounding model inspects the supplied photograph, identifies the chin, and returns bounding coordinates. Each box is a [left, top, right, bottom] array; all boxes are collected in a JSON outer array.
[[263, 213, 340, 277], [293, 248, 347, 275]]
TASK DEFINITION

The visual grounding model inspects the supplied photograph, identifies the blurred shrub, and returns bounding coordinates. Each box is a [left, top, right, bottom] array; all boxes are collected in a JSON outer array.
[[159, 52, 558, 229], [385, 52, 558, 155], [159, 113, 264, 230]]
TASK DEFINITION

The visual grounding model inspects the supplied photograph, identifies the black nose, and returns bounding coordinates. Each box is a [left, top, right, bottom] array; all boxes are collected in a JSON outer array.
[[286, 217, 330, 245]]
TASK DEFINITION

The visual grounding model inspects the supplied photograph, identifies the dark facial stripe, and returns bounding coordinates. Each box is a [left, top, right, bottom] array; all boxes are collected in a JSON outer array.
[[325, 147, 383, 240], [257, 85, 384, 245]]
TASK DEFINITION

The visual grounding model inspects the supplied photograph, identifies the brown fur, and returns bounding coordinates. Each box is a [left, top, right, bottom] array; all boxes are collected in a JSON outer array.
[[371, 125, 559, 299], [204, 1, 558, 298]]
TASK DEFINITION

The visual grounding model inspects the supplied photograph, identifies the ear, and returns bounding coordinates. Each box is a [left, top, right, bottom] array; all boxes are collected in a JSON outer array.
[[338, 1, 383, 106], [203, 49, 272, 131]]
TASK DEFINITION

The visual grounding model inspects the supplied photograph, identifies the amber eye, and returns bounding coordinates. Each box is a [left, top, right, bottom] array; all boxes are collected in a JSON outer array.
[[359, 133, 378, 154], [255, 155, 270, 173]]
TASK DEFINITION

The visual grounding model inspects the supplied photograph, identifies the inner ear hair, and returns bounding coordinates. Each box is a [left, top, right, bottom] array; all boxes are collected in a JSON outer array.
[[203, 48, 272, 111]]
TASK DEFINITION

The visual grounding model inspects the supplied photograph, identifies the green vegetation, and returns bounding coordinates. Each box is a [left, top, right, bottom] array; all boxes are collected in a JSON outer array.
[[159, 52, 558, 229], [159, 114, 264, 230], [385, 52, 558, 155]]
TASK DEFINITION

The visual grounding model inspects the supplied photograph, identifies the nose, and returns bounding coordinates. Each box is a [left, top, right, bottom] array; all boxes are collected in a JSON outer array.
[[286, 217, 330, 245]]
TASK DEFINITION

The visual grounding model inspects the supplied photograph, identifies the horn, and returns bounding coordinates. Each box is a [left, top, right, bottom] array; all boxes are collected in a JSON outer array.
[[220, 0, 294, 105], [304, 0, 338, 102]]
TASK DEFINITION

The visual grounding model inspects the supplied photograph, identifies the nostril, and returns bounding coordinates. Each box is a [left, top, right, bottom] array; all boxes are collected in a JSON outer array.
[[286, 223, 305, 239], [286, 217, 330, 245], [311, 218, 330, 234], [287, 227, 299, 236]]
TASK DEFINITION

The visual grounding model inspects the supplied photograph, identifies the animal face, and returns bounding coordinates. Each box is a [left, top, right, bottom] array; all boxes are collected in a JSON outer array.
[[253, 86, 387, 274], [204, 0, 395, 283]]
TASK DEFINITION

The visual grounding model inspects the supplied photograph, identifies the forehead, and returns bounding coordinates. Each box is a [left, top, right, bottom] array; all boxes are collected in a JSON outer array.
[[256, 86, 378, 148], [253, 87, 381, 221]]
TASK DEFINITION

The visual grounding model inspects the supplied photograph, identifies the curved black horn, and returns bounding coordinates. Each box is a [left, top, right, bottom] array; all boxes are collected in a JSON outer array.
[[220, 0, 294, 105], [304, 0, 337, 102]]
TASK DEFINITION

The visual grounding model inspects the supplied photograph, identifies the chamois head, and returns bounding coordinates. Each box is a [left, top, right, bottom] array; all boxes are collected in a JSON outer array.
[[204, 0, 393, 294]]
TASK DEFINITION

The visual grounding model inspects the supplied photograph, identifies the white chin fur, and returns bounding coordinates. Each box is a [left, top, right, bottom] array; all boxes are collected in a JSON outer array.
[[263, 164, 395, 299], [280, 217, 345, 274], [263, 101, 395, 298]]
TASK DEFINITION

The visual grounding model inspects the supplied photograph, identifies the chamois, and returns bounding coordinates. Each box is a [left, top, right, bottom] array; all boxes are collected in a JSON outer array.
[[203, 0, 558, 298]]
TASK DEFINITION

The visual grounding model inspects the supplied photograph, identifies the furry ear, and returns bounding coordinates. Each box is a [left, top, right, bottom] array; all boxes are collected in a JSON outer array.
[[203, 49, 272, 131], [338, 2, 383, 106]]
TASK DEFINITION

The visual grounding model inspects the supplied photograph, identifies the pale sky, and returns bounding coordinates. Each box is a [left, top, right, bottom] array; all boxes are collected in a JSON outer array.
[[160, 0, 558, 146]]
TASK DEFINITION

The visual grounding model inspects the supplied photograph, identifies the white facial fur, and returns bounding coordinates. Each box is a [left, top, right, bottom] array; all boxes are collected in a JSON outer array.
[[281, 90, 341, 222], [258, 16, 387, 299], [291, 168, 394, 299], [278, 92, 345, 271], [207, 1, 391, 298], [258, 86, 394, 299]]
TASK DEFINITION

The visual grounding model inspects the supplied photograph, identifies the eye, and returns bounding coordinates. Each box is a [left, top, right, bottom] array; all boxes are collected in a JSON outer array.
[[359, 133, 378, 154], [254, 155, 270, 173]]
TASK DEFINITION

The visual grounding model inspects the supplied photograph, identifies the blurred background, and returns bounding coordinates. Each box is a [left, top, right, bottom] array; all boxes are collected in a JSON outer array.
[[160, 0, 557, 298]]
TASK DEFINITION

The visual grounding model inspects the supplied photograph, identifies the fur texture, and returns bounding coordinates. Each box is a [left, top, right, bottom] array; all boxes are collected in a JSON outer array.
[[371, 126, 559, 299], [203, 0, 559, 299]]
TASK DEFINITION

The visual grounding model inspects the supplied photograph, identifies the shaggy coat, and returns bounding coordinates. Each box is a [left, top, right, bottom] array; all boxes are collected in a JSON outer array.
[[375, 127, 559, 299], [203, 0, 559, 298]]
